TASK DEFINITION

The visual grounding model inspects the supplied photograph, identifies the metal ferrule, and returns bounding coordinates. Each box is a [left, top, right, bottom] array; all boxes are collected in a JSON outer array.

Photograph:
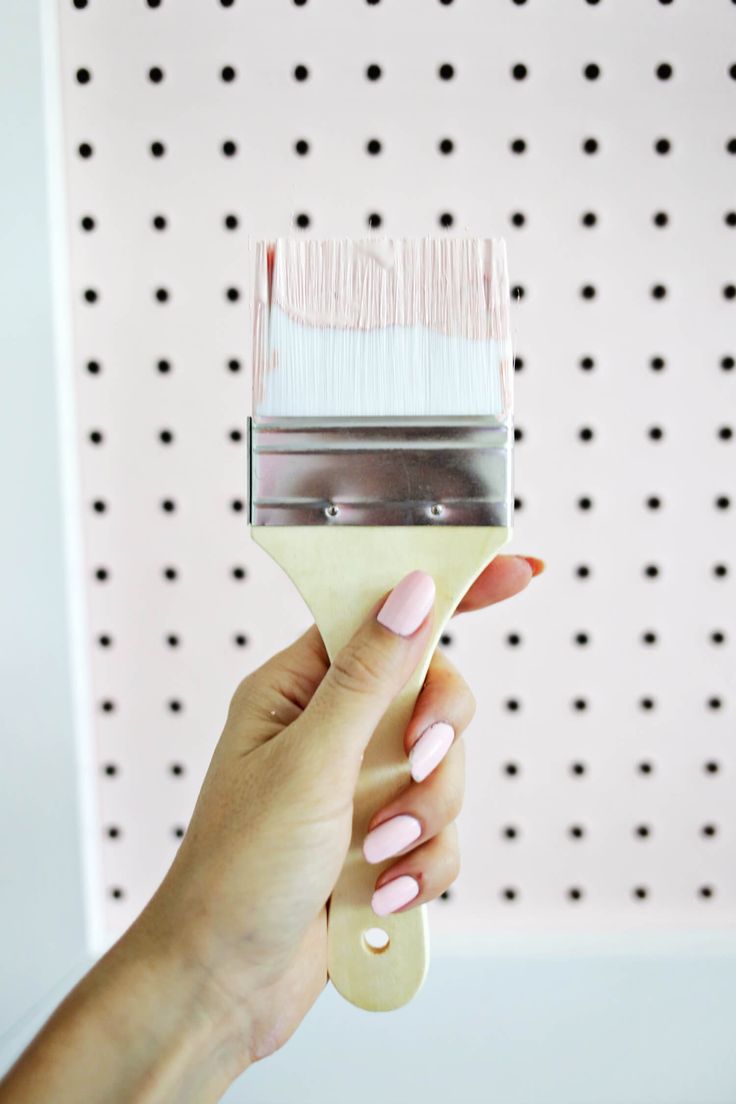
[[248, 416, 513, 527]]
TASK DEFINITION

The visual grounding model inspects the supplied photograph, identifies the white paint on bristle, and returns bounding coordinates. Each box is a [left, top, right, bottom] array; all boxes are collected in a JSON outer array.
[[252, 238, 512, 419]]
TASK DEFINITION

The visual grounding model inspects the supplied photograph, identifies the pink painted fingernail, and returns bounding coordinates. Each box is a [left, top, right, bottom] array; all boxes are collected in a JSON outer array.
[[363, 815, 422, 864], [377, 571, 435, 637], [371, 875, 420, 917], [409, 722, 455, 783]]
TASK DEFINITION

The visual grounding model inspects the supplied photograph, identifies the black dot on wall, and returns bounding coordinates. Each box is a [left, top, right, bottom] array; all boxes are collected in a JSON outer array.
[[650, 355, 666, 371], [699, 885, 716, 900], [715, 495, 731, 510], [644, 563, 660, 578], [173, 825, 185, 838], [157, 358, 171, 374], [581, 285, 596, 300], [440, 633, 453, 646], [230, 499, 245, 513], [713, 562, 728, 577], [155, 287, 169, 303], [159, 429, 174, 444], [505, 698, 520, 713], [724, 285, 736, 300], [228, 358, 241, 373], [501, 887, 519, 902], [224, 214, 239, 230], [510, 138, 526, 154], [294, 139, 310, 155], [163, 566, 178, 581], [579, 427, 594, 442], [231, 566, 246, 580], [106, 825, 121, 838], [654, 137, 671, 155], [642, 630, 658, 645], [86, 359, 101, 375], [150, 141, 166, 157], [160, 498, 176, 513], [726, 138, 736, 155], [503, 762, 520, 777], [511, 212, 526, 227], [572, 697, 588, 712], [574, 632, 590, 646], [570, 761, 587, 776], [152, 214, 167, 230], [439, 137, 454, 154], [656, 62, 673, 80], [704, 760, 721, 774], [103, 763, 118, 776], [89, 431, 104, 445], [73, 0, 88, 8], [166, 634, 179, 647], [514, 355, 524, 372], [640, 697, 656, 711], [220, 65, 237, 81], [722, 356, 734, 371], [148, 66, 164, 83], [569, 824, 586, 840], [80, 215, 95, 231], [581, 211, 597, 227], [582, 137, 599, 154], [168, 699, 182, 713], [653, 211, 669, 227], [367, 212, 383, 228], [92, 499, 106, 513], [635, 824, 651, 839], [225, 287, 240, 302], [512, 284, 525, 300], [579, 355, 595, 371], [502, 826, 519, 840], [718, 424, 733, 440], [293, 64, 309, 81], [439, 212, 455, 228], [78, 142, 93, 158], [110, 887, 124, 900], [632, 886, 649, 901], [710, 630, 726, 645], [234, 633, 249, 647], [170, 762, 185, 776], [702, 824, 718, 838], [512, 63, 528, 80], [646, 495, 662, 510], [100, 699, 115, 713], [638, 760, 654, 775], [366, 138, 382, 155], [76, 67, 91, 84], [295, 213, 311, 229], [98, 634, 112, 648], [568, 887, 584, 902], [83, 289, 98, 304], [222, 140, 237, 156], [583, 63, 600, 79], [578, 496, 593, 510], [229, 429, 242, 443], [366, 63, 382, 80], [575, 564, 591, 578], [726, 212, 736, 227], [146, 0, 162, 7]]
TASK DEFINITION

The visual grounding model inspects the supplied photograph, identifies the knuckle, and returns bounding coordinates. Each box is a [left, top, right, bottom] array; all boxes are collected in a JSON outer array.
[[331, 639, 396, 696]]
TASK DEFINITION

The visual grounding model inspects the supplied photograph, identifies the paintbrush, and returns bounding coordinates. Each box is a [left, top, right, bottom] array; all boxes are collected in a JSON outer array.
[[248, 237, 513, 1011]]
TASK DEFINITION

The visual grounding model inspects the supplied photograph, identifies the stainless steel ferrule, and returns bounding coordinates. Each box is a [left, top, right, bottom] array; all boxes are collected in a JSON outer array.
[[248, 416, 513, 527]]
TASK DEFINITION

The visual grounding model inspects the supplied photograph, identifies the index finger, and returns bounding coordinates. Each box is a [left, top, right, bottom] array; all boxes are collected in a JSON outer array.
[[454, 555, 545, 615]]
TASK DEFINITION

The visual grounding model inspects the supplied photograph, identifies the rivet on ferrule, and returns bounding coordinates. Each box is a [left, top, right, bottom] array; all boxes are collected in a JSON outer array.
[[325, 504, 340, 519], [429, 504, 444, 519]]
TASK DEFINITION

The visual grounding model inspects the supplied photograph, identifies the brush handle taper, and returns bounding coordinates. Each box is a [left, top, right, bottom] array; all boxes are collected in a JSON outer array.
[[252, 525, 511, 1011]]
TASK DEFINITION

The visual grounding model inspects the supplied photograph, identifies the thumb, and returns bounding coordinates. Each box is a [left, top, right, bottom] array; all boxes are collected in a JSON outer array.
[[293, 570, 436, 771]]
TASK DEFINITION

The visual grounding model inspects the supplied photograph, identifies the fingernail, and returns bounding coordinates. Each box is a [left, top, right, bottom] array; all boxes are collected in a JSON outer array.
[[409, 722, 455, 783], [371, 875, 420, 917], [363, 815, 422, 864], [518, 556, 546, 577], [377, 570, 436, 637]]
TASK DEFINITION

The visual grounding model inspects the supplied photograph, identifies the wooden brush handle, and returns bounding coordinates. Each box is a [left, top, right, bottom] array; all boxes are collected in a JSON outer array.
[[252, 525, 511, 1010]]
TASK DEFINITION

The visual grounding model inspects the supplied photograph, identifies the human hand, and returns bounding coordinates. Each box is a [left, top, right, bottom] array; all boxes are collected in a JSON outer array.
[[129, 554, 543, 1076]]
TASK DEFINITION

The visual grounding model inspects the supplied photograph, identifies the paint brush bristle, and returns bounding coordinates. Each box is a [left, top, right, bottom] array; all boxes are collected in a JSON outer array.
[[252, 238, 512, 419]]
